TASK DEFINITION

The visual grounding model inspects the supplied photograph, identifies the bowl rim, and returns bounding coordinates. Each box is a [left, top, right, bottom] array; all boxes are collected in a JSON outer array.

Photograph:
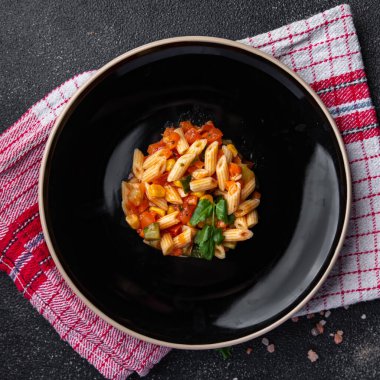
[[38, 36, 352, 349]]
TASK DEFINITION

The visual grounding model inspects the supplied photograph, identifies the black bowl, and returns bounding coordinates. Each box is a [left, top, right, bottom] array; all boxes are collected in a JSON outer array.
[[39, 37, 351, 348]]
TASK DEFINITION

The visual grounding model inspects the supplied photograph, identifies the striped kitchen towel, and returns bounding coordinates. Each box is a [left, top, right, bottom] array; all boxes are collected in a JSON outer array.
[[0, 4, 378, 379]]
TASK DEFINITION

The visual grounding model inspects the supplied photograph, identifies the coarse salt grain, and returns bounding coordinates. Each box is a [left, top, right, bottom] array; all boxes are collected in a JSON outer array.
[[325, 310, 331, 318], [306, 313, 315, 319], [267, 344, 275, 353], [320, 311, 325, 316], [334, 333, 343, 344], [319, 320, 327, 326], [307, 349, 319, 362], [246, 347, 253, 355], [291, 317, 299, 322], [316, 323, 324, 334], [311, 328, 319, 337], [337, 330, 344, 336], [262, 337, 269, 346], [361, 314, 366, 319]]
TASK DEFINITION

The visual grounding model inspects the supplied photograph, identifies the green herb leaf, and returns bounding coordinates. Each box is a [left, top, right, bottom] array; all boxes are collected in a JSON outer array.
[[216, 347, 232, 359], [195, 225, 212, 244], [180, 175, 192, 194], [189, 199, 213, 226], [215, 198, 228, 223], [212, 227, 224, 245], [227, 213, 236, 225]]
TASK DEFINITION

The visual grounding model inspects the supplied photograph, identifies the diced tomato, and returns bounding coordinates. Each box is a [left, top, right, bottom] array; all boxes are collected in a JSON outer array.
[[147, 140, 166, 155], [184, 127, 202, 144], [171, 248, 183, 256], [152, 172, 169, 186], [139, 211, 156, 230], [233, 155, 242, 164], [126, 202, 139, 215], [225, 180, 235, 191], [229, 163, 242, 177], [217, 149, 224, 160], [179, 121, 195, 133], [199, 121, 215, 132], [167, 223, 182, 237], [253, 191, 261, 199], [200, 125, 223, 145], [216, 220, 227, 230], [187, 161, 204, 174], [138, 198, 149, 213], [179, 202, 196, 224], [163, 130, 180, 150]]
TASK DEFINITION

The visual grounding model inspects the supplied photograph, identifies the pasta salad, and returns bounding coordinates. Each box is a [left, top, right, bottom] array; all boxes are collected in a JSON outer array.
[[121, 120, 260, 260]]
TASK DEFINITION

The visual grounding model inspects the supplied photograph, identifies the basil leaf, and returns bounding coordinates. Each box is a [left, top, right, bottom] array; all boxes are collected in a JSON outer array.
[[191, 245, 203, 258], [195, 225, 212, 244], [199, 238, 215, 260], [180, 175, 192, 194], [215, 199, 228, 223], [190, 199, 213, 226], [227, 213, 236, 225], [216, 347, 232, 359], [212, 227, 224, 245]]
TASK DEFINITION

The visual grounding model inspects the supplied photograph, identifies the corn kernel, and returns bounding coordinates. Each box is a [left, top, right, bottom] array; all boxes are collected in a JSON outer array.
[[173, 180, 183, 188], [227, 144, 238, 157], [149, 206, 166, 217], [166, 158, 176, 172], [192, 191, 205, 198], [200, 194, 213, 203], [148, 184, 166, 198], [126, 214, 140, 229], [167, 205, 177, 214]]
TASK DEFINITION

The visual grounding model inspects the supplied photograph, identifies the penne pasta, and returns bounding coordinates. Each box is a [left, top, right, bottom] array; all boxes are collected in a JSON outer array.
[[157, 211, 180, 229], [164, 185, 183, 204], [187, 139, 207, 156], [204, 141, 218, 175], [214, 244, 226, 259], [216, 155, 229, 191], [167, 153, 196, 182], [246, 209, 259, 228], [226, 182, 241, 215], [143, 148, 169, 170], [142, 157, 166, 183], [223, 229, 253, 242], [160, 233, 174, 255], [174, 127, 189, 154], [234, 216, 248, 230], [234, 198, 260, 218], [191, 168, 209, 179], [132, 149, 144, 180], [190, 177, 218, 192], [222, 145, 233, 164], [182, 225, 197, 238], [241, 175, 256, 201], [173, 228, 192, 249], [122, 120, 260, 259]]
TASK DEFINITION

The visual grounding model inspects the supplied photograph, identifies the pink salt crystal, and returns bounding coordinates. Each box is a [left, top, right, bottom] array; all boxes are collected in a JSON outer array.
[[306, 313, 315, 319], [291, 317, 299, 322], [311, 328, 319, 337], [334, 333, 343, 344], [316, 323, 324, 334], [262, 337, 269, 346], [307, 349, 319, 362], [246, 347, 253, 355], [337, 330, 344, 336], [267, 344, 275, 353]]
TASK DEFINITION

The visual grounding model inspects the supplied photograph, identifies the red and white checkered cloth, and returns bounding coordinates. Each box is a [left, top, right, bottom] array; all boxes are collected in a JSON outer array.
[[0, 4, 378, 379]]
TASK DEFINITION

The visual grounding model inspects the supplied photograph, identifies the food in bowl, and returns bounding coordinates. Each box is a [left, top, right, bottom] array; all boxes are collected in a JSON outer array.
[[121, 120, 260, 259]]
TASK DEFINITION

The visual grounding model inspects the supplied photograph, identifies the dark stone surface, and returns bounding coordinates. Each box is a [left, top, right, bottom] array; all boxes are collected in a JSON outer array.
[[1, 0, 380, 379]]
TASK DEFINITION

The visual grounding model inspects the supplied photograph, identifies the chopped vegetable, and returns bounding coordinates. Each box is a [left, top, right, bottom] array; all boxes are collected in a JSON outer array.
[[180, 175, 192, 194], [216, 347, 232, 359], [215, 198, 228, 223], [139, 211, 156, 229], [143, 222, 161, 240], [240, 164, 254, 183], [189, 199, 214, 226]]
